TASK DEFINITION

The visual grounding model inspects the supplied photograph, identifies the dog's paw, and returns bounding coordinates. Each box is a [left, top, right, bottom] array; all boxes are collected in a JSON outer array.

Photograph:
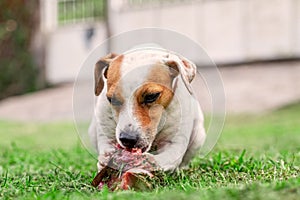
[[141, 153, 161, 171], [152, 153, 182, 171]]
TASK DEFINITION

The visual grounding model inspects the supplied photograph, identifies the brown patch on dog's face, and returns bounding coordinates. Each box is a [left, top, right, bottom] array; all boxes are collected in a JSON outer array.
[[131, 64, 175, 149], [145, 63, 175, 108], [134, 83, 173, 122], [106, 55, 125, 113], [106, 55, 123, 93], [94, 53, 119, 96]]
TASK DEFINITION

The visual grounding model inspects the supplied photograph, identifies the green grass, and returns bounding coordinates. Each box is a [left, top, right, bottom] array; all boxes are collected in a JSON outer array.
[[0, 103, 300, 199]]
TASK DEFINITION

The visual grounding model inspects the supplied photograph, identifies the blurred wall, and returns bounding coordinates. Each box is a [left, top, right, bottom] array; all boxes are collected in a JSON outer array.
[[45, 0, 300, 83], [112, 0, 299, 63], [46, 23, 106, 83]]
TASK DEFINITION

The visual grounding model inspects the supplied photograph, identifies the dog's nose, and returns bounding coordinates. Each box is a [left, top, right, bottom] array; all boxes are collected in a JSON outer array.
[[119, 132, 138, 148]]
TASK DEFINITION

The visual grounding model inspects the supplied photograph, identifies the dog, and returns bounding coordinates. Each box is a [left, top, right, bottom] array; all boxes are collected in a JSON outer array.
[[89, 47, 206, 172]]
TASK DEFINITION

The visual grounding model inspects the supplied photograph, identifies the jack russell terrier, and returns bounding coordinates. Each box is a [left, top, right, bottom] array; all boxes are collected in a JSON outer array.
[[89, 47, 206, 172]]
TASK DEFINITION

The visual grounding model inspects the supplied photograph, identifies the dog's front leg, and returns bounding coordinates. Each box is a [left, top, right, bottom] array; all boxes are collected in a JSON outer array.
[[151, 135, 190, 171], [95, 124, 117, 172]]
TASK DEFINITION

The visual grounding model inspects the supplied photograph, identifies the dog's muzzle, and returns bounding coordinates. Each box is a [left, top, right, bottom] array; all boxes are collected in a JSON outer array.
[[118, 130, 149, 152]]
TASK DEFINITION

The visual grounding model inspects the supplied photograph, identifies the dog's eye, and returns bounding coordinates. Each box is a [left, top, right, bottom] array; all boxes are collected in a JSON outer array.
[[143, 92, 160, 104], [107, 96, 122, 106]]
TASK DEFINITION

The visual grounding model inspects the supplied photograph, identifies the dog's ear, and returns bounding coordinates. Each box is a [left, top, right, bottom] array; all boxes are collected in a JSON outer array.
[[94, 53, 118, 96], [164, 55, 196, 95]]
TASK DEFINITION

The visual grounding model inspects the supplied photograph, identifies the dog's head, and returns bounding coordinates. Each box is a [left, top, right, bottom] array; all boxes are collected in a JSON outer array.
[[94, 50, 196, 152]]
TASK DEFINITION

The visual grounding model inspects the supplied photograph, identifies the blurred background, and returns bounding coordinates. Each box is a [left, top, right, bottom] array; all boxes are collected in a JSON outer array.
[[0, 0, 299, 121], [1, 2, 300, 198]]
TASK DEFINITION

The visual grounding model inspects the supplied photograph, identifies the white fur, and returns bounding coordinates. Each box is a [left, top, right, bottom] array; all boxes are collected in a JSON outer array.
[[89, 49, 206, 171]]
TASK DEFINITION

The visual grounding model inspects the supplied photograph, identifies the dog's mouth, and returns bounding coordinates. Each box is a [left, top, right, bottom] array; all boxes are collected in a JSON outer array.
[[128, 146, 149, 153], [118, 143, 149, 153]]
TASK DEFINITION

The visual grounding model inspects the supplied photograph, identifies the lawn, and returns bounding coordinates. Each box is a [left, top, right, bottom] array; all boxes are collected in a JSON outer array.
[[0, 103, 299, 199]]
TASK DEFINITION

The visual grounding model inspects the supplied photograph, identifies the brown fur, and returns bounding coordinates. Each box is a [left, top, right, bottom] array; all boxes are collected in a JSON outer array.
[[106, 55, 124, 105], [94, 53, 118, 96], [133, 64, 174, 129], [145, 64, 174, 108]]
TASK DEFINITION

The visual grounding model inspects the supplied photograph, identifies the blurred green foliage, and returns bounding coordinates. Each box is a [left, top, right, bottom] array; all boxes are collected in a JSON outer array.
[[58, 0, 105, 24], [0, 0, 42, 100]]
